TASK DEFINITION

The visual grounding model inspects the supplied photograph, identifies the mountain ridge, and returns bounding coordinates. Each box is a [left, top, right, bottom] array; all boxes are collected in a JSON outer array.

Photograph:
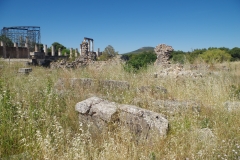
[[122, 46, 154, 55]]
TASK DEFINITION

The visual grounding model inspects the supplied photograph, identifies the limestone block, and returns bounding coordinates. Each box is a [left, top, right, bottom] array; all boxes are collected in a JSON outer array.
[[18, 68, 32, 74], [224, 101, 240, 111], [75, 97, 169, 139], [100, 80, 130, 90], [152, 99, 201, 114]]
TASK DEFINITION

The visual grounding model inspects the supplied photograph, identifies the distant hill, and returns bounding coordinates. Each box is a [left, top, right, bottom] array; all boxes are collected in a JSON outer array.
[[123, 47, 154, 55]]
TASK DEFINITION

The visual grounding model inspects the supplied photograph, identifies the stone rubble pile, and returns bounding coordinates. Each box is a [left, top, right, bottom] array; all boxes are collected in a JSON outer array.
[[154, 44, 174, 66], [156, 64, 203, 78]]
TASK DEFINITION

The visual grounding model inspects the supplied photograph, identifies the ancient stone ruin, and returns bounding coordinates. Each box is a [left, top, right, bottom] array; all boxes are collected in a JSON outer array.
[[50, 37, 97, 69], [75, 97, 169, 139], [154, 44, 174, 66]]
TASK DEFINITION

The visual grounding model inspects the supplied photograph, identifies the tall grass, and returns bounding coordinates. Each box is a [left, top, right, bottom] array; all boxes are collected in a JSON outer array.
[[0, 60, 239, 159]]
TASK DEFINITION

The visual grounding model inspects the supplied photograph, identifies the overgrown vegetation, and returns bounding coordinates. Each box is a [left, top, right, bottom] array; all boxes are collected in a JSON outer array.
[[123, 51, 157, 72], [0, 59, 240, 159], [98, 45, 118, 61], [170, 47, 240, 64]]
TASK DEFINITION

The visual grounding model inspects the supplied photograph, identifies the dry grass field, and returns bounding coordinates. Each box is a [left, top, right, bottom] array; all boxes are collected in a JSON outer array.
[[0, 59, 239, 159]]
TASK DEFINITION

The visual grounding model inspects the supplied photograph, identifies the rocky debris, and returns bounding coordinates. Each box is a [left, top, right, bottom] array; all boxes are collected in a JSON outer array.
[[152, 99, 201, 115], [75, 97, 169, 139], [154, 44, 174, 66], [224, 101, 240, 111], [100, 80, 130, 90], [137, 86, 167, 94], [156, 64, 203, 78], [50, 53, 96, 69], [196, 128, 215, 142], [54, 78, 96, 94]]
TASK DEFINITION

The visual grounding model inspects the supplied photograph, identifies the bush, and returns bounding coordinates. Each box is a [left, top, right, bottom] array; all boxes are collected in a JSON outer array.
[[229, 47, 240, 61], [199, 49, 231, 63], [170, 50, 186, 64], [124, 51, 157, 72]]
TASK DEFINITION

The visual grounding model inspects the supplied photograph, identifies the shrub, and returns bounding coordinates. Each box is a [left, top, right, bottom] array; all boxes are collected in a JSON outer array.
[[124, 51, 157, 72], [199, 49, 231, 63]]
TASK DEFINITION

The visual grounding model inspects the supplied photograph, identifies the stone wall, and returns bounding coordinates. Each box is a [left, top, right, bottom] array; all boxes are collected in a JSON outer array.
[[0, 45, 28, 58]]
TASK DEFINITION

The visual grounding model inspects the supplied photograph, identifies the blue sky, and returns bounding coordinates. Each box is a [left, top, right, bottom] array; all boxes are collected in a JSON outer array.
[[0, 0, 239, 54]]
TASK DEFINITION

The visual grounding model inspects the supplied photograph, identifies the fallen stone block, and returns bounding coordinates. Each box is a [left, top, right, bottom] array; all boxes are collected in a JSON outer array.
[[75, 97, 168, 139], [18, 68, 32, 74], [54, 78, 95, 94], [100, 80, 130, 90], [224, 101, 240, 111], [152, 99, 201, 114]]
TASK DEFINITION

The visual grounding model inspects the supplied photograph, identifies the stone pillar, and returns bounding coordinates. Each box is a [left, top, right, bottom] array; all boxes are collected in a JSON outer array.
[[51, 46, 55, 56], [58, 48, 61, 56], [75, 48, 78, 57], [35, 44, 38, 52], [15, 43, 19, 58], [25, 37, 29, 58], [80, 44, 82, 55], [44, 45, 48, 56], [1, 41, 6, 58], [92, 40, 94, 52], [88, 40, 90, 52], [25, 37, 28, 47], [70, 48, 73, 58]]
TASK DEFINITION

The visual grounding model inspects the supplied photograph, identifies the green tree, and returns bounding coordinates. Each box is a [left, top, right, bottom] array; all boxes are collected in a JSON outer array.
[[61, 48, 70, 56], [229, 47, 240, 61], [98, 45, 118, 61], [124, 51, 157, 72], [170, 50, 186, 64], [0, 35, 13, 47], [52, 42, 66, 55], [199, 49, 231, 63]]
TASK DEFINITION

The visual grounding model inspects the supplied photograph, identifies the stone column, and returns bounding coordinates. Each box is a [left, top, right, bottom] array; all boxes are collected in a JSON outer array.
[[92, 40, 94, 52], [25, 37, 28, 48], [35, 44, 38, 52], [75, 48, 78, 57], [1, 41, 6, 58], [15, 43, 19, 58], [58, 48, 61, 56], [44, 45, 48, 56], [88, 40, 90, 52], [25, 37, 29, 58], [51, 46, 55, 56], [70, 48, 73, 58], [80, 44, 82, 55]]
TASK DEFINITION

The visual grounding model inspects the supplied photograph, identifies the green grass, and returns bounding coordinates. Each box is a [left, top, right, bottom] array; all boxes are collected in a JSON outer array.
[[0, 60, 239, 159]]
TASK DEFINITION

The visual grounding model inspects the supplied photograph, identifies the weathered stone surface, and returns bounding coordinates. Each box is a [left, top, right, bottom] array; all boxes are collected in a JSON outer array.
[[100, 80, 130, 90], [156, 64, 203, 78], [138, 86, 167, 94], [196, 128, 215, 142], [18, 68, 32, 74], [54, 78, 95, 94], [75, 97, 169, 139], [152, 99, 201, 114], [224, 101, 240, 111], [154, 44, 173, 66]]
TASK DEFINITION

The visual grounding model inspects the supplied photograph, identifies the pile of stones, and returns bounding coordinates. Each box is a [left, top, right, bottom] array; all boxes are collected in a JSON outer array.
[[154, 44, 174, 66]]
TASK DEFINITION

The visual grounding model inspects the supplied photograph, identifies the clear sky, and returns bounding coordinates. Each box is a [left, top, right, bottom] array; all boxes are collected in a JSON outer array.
[[0, 0, 239, 54]]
